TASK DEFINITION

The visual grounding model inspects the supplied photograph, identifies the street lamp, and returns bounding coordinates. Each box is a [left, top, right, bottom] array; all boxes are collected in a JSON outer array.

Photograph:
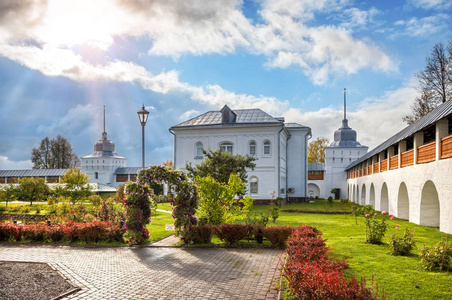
[[137, 105, 149, 169]]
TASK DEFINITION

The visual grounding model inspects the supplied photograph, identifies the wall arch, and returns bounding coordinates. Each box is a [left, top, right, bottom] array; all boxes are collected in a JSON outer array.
[[361, 184, 366, 205], [308, 183, 320, 198], [369, 183, 375, 208], [397, 182, 409, 220], [380, 183, 389, 212], [420, 180, 440, 227], [355, 185, 359, 204]]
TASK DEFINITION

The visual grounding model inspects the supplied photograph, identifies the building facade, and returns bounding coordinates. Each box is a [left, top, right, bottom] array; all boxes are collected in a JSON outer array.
[[170, 105, 311, 202]]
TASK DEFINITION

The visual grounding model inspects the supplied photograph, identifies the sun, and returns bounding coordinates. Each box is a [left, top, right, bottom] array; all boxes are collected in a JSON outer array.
[[38, 0, 121, 50]]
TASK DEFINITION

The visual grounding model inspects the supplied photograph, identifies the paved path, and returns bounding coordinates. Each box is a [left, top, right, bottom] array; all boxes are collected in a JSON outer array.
[[0, 243, 283, 300]]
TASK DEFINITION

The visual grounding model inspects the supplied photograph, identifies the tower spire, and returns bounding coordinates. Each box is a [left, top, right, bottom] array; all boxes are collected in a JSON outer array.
[[343, 88, 346, 120], [103, 105, 106, 133]]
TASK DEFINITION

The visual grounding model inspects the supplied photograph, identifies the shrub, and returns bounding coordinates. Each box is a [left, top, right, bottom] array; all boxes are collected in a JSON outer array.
[[327, 196, 333, 207], [262, 226, 294, 248], [284, 225, 382, 299], [47, 195, 58, 205], [20, 206, 30, 214], [389, 228, 416, 256], [254, 226, 264, 244], [22, 224, 47, 241], [419, 239, 452, 271], [0, 222, 22, 241], [214, 224, 251, 245], [183, 225, 213, 244], [88, 195, 103, 206], [365, 212, 389, 244]]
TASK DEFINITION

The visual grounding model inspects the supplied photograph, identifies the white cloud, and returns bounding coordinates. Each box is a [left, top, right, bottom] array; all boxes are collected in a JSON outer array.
[[394, 14, 449, 37], [179, 110, 200, 121], [410, 0, 452, 10], [0, 155, 32, 170], [340, 7, 380, 29]]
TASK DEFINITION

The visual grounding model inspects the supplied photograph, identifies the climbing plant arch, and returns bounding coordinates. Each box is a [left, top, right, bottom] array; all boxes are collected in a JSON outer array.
[[123, 165, 198, 245]]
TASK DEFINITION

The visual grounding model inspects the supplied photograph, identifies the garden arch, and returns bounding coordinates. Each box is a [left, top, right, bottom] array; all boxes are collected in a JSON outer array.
[[360, 184, 366, 205], [369, 183, 375, 208], [397, 182, 409, 220], [123, 165, 198, 245], [420, 180, 440, 227], [380, 183, 389, 212]]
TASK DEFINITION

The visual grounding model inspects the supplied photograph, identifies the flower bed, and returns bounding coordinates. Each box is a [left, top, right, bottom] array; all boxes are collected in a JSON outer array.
[[0, 221, 124, 244], [284, 225, 384, 299]]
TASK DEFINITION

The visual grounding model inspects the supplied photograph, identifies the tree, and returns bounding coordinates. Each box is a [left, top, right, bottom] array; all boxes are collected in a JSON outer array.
[[18, 177, 49, 206], [196, 174, 254, 225], [58, 167, 92, 203], [404, 39, 452, 124], [31, 135, 77, 169], [0, 183, 19, 207], [308, 137, 330, 163], [402, 89, 439, 125], [186, 149, 256, 186]]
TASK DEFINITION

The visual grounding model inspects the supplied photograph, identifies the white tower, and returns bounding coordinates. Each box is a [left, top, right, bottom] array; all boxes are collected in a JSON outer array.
[[324, 89, 368, 199], [81, 106, 127, 186]]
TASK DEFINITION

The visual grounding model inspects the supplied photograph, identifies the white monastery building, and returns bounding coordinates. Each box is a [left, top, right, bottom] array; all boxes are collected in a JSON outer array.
[[170, 105, 311, 203]]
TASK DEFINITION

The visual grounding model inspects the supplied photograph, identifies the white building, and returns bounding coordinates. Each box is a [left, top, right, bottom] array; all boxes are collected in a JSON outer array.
[[170, 105, 311, 203]]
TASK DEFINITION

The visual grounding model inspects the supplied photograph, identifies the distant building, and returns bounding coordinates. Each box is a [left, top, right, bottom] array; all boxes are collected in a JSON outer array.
[[170, 105, 311, 203]]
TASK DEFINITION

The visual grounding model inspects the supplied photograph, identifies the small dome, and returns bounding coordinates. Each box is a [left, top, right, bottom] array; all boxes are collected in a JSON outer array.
[[330, 119, 362, 147], [94, 132, 115, 152]]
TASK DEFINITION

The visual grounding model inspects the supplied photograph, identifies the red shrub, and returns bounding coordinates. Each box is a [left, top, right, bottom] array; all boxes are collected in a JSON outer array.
[[22, 224, 47, 242], [0, 222, 22, 241], [262, 226, 294, 248], [184, 225, 213, 244], [284, 226, 380, 299], [46, 225, 65, 242], [214, 224, 251, 245]]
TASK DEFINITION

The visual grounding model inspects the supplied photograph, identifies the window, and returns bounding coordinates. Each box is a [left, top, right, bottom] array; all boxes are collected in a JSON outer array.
[[263, 141, 271, 156], [195, 142, 203, 158], [220, 142, 233, 153], [250, 177, 258, 194], [95, 172, 98, 179], [249, 141, 256, 156]]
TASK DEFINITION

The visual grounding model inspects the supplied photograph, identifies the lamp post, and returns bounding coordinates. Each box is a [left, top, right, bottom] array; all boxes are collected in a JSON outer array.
[[137, 105, 149, 169]]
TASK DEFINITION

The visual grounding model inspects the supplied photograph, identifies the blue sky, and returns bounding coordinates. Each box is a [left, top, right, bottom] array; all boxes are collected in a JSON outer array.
[[0, 0, 451, 169]]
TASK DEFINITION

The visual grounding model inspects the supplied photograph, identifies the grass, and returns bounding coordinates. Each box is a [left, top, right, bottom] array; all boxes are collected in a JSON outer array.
[[146, 209, 174, 242], [250, 199, 452, 300]]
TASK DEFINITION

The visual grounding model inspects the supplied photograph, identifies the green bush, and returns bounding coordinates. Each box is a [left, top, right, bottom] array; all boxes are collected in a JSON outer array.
[[20, 206, 30, 214], [327, 196, 333, 207], [88, 195, 102, 206], [47, 195, 58, 205], [389, 228, 416, 255], [419, 239, 452, 271], [365, 212, 389, 244]]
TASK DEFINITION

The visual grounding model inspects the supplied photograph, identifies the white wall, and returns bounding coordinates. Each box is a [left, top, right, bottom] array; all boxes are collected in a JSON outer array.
[[173, 125, 288, 200], [81, 156, 127, 187], [347, 158, 452, 235], [286, 128, 310, 200]]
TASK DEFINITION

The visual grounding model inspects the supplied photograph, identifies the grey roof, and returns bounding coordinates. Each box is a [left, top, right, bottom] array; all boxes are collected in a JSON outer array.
[[0, 169, 68, 177], [308, 163, 326, 171], [285, 122, 310, 129], [346, 99, 452, 170], [114, 167, 142, 175], [82, 151, 125, 159], [329, 119, 366, 148], [171, 108, 283, 129]]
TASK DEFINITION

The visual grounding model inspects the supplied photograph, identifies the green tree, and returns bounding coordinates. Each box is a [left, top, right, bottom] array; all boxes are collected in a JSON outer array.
[[32, 135, 79, 169], [186, 149, 256, 186], [59, 167, 92, 204], [0, 183, 19, 207], [18, 177, 49, 206], [308, 137, 329, 163], [196, 174, 254, 225]]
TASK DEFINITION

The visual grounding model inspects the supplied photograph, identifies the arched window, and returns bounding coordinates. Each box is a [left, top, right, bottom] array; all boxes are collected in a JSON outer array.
[[250, 177, 258, 194], [220, 142, 233, 154], [249, 141, 256, 156], [195, 142, 203, 158], [95, 172, 98, 179], [263, 140, 271, 156]]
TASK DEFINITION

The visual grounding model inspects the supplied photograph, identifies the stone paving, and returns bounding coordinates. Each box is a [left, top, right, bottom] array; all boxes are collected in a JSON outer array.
[[0, 243, 284, 300]]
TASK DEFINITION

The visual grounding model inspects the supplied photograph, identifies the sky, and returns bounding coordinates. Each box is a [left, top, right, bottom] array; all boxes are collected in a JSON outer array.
[[0, 0, 451, 169]]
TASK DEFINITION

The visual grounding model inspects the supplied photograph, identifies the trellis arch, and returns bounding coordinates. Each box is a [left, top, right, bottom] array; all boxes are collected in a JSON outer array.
[[123, 166, 198, 245]]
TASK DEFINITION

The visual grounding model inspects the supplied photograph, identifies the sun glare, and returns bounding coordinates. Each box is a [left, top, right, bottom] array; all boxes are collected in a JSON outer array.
[[39, 0, 121, 50]]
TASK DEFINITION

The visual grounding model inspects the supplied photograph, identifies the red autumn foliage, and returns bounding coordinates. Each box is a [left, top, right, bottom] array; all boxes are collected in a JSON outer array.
[[284, 225, 384, 300], [262, 226, 294, 248], [214, 224, 252, 245]]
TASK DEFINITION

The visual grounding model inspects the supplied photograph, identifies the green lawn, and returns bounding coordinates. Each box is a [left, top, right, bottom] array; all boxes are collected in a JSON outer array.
[[146, 209, 174, 242]]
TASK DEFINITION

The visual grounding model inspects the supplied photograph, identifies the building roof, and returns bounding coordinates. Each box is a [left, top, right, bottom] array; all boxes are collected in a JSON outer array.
[[114, 167, 142, 175], [0, 169, 69, 177], [285, 122, 310, 129], [171, 107, 284, 129], [346, 99, 452, 170], [329, 119, 366, 148], [308, 163, 326, 171]]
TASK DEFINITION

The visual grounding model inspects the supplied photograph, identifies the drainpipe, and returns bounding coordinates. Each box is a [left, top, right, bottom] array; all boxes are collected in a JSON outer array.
[[305, 129, 312, 202], [169, 129, 176, 169], [277, 126, 284, 199], [285, 131, 291, 204]]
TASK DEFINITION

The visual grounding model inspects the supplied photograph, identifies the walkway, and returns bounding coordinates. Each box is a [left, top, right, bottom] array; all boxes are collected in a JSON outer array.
[[0, 243, 283, 300]]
